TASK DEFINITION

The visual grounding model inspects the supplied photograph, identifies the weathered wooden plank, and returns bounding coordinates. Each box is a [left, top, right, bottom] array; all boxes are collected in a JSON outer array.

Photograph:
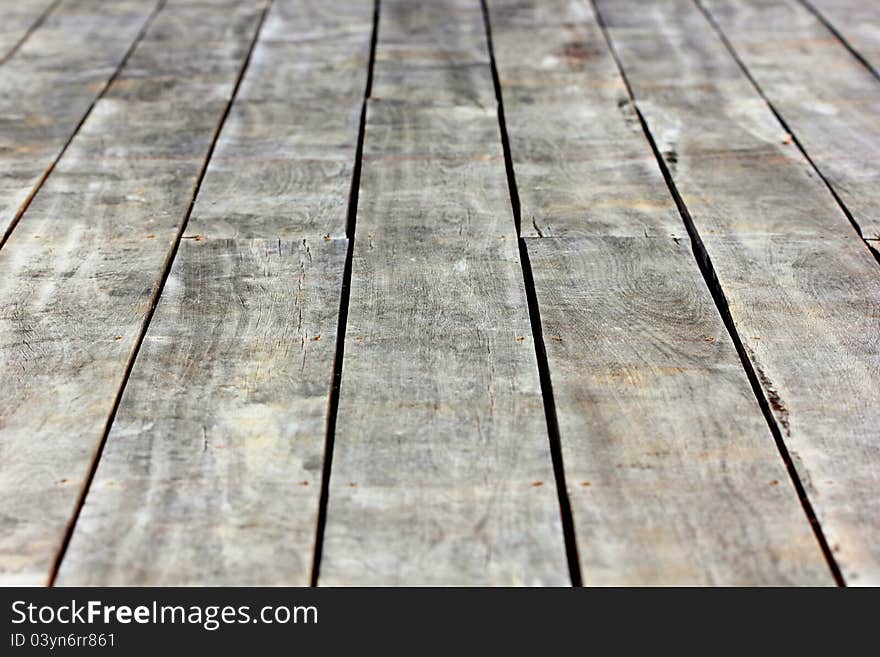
[[0, 0, 161, 242], [318, 0, 569, 585], [55, 0, 375, 586], [187, 1, 373, 241], [240, 0, 373, 103], [701, 0, 880, 241], [488, 0, 686, 239], [372, 0, 495, 104], [56, 239, 347, 586], [260, 0, 374, 42], [0, 0, 267, 586], [185, 101, 362, 240], [488, 0, 830, 584], [526, 237, 831, 585], [804, 0, 880, 76], [358, 101, 513, 238], [0, 0, 57, 63], [595, 0, 880, 585], [321, 237, 569, 586]]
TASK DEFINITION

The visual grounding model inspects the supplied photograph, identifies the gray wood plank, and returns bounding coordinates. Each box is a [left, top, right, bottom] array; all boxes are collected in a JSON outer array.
[[56, 238, 348, 585], [0, 0, 267, 586], [527, 237, 832, 585], [318, 0, 570, 585], [358, 100, 514, 238], [595, 0, 880, 585], [488, 0, 687, 239], [701, 0, 880, 241], [372, 0, 495, 104], [0, 0, 57, 63], [185, 101, 362, 240], [488, 0, 831, 584], [55, 0, 375, 586], [321, 236, 569, 586], [804, 0, 880, 76], [192, 1, 373, 240], [0, 0, 161, 242]]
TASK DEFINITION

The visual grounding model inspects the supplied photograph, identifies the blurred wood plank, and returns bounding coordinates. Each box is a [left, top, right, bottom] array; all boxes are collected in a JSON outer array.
[[0, 0, 267, 586], [487, 0, 685, 239], [56, 238, 348, 585], [318, 0, 569, 585], [595, 0, 880, 585], [804, 0, 880, 75], [702, 0, 880, 240], [0, 0, 57, 63], [488, 0, 831, 585], [0, 0, 161, 242], [56, 0, 375, 586], [527, 237, 834, 585]]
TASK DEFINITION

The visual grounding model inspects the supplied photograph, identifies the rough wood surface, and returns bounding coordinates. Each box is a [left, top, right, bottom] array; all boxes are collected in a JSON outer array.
[[488, 0, 830, 585], [358, 100, 513, 237], [2, 0, 877, 588], [701, 0, 880, 241], [0, 0, 267, 586], [595, 0, 880, 585], [0, 0, 57, 62], [321, 237, 569, 586], [318, 0, 569, 585], [488, 0, 685, 239], [56, 239, 347, 585], [372, 0, 494, 104], [55, 0, 374, 586], [0, 0, 160, 242], [804, 0, 880, 75], [527, 237, 832, 585]]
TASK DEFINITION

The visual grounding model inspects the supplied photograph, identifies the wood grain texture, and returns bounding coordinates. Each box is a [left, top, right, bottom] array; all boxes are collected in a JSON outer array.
[[701, 0, 880, 241], [487, 0, 830, 584], [187, 100, 362, 240], [318, 0, 569, 585], [355, 0, 512, 238], [56, 239, 347, 585], [239, 0, 373, 103], [0, 0, 267, 586], [0, 0, 57, 62], [0, 0, 160, 242], [56, 0, 375, 586], [358, 100, 513, 238], [488, 0, 686, 239], [804, 0, 880, 75], [526, 237, 830, 585], [595, 0, 880, 585], [192, 0, 372, 240], [372, 0, 495, 104], [321, 236, 569, 586]]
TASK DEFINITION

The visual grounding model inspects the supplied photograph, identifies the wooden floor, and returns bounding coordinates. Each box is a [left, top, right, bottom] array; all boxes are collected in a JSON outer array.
[[1, 0, 878, 587]]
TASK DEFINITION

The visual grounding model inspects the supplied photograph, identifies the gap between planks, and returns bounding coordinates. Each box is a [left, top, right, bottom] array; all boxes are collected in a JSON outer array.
[[0, 0, 168, 250], [0, 0, 62, 67], [47, 0, 274, 586], [309, 0, 380, 588], [588, 0, 845, 586], [479, 0, 582, 587], [693, 0, 880, 266]]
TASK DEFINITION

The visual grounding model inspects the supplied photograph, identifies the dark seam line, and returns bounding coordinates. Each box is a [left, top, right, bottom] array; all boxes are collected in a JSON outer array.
[[47, 0, 273, 586], [695, 0, 879, 265], [310, 0, 380, 588], [798, 0, 880, 83], [0, 0, 168, 251], [480, 0, 583, 587], [0, 0, 62, 66], [590, 0, 845, 587]]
